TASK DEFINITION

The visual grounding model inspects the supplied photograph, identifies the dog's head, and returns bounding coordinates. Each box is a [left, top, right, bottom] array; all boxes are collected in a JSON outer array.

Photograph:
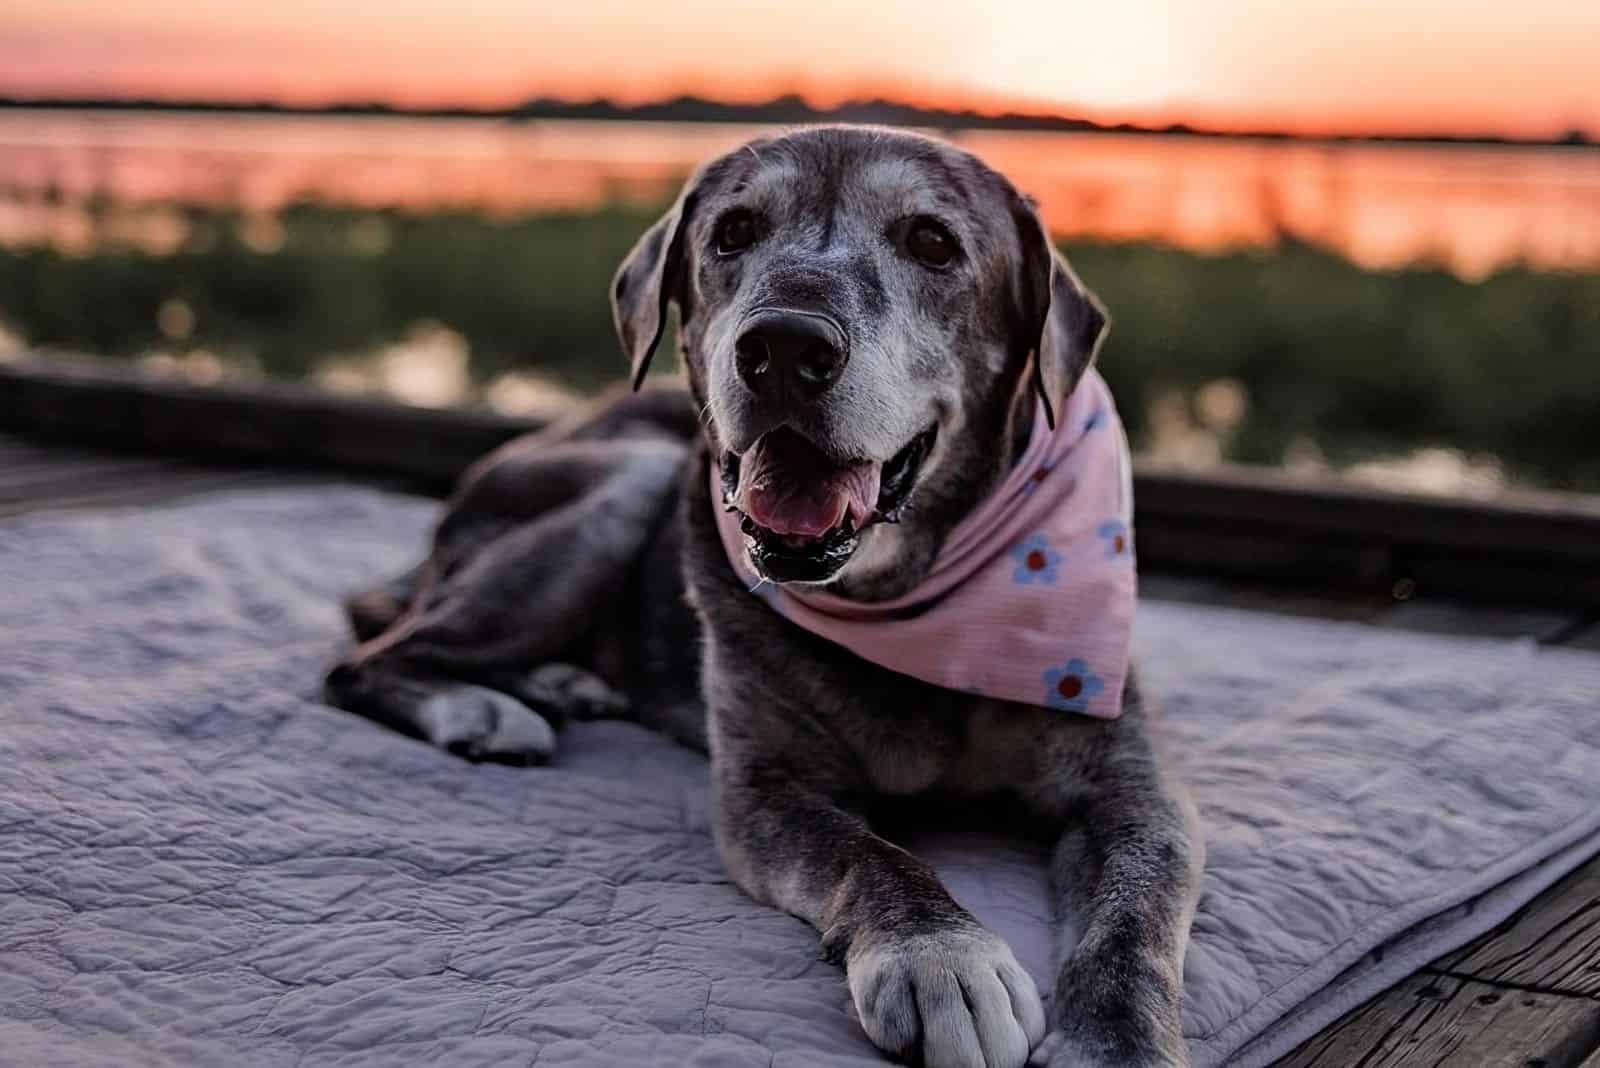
[[612, 126, 1108, 600]]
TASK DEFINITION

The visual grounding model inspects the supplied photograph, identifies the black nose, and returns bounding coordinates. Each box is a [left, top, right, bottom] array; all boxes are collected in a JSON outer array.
[[735, 310, 848, 403]]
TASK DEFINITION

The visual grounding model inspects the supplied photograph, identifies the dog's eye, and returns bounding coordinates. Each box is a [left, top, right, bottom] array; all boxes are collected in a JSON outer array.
[[714, 210, 757, 256], [906, 217, 958, 268]]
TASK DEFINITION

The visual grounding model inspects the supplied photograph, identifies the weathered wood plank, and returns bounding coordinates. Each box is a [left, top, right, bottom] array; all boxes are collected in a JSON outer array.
[[1139, 572, 1388, 622], [1272, 972, 1600, 1067], [1138, 574, 1591, 641], [1393, 549, 1600, 616], [1133, 521, 1393, 591], [1430, 854, 1600, 998], [0, 355, 543, 492], [1136, 463, 1600, 561]]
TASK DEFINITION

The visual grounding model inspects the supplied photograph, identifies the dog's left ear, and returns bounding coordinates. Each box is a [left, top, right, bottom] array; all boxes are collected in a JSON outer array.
[[611, 183, 701, 390], [1010, 195, 1111, 428]]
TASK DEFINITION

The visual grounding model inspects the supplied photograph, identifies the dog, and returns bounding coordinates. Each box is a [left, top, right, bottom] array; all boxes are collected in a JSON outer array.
[[327, 125, 1203, 1068]]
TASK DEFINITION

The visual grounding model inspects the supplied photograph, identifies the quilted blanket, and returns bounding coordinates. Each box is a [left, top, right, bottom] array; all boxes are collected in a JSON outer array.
[[4, 487, 1599, 1068]]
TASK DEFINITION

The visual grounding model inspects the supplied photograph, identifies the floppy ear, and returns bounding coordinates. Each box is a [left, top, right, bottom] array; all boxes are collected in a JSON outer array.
[[1011, 195, 1111, 428], [611, 184, 700, 390]]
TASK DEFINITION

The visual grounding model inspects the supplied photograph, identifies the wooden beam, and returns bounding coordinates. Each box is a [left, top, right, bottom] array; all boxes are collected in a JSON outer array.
[[1137, 464, 1600, 561], [1431, 855, 1600, 998], [1273, 972, 1600, 1067], [1136, 467, 1600, 605], [0, 356, 538, 492], [1139, 573, 1388, 622]]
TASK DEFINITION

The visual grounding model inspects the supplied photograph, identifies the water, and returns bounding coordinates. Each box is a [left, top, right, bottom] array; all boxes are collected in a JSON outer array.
[[4, 109, 1600, 278]]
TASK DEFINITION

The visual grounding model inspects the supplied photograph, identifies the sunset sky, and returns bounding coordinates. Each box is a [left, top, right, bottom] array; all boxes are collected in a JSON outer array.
[[4, 0, 1598, 138]]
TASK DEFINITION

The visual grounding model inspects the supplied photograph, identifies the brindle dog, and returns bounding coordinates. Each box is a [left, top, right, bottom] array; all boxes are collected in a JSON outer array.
[[327, 126, 1203, 1068]]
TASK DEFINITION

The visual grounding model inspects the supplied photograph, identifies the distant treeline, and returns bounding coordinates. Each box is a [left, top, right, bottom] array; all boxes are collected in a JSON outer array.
[[2, 93, 1594, 149], [2, 201, 1597, 489]]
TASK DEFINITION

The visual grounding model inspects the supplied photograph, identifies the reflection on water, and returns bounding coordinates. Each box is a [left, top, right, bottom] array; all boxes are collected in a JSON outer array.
[[4, 110, 1600, 277]]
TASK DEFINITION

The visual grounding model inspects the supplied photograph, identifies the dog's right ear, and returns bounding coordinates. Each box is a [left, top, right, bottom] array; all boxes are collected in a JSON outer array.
[[611, 183, 701, 390]]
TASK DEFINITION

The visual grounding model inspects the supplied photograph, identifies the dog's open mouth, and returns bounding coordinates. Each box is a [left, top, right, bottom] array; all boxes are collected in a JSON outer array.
[[721, 424, 937, 583]]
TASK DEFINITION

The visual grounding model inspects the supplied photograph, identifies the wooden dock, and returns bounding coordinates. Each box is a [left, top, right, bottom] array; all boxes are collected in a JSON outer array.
[[3, 355, 1598, 1066]]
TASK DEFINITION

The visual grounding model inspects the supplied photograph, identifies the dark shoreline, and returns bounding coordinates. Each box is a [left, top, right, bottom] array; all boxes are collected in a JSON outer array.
[[2, 95, 1593, 151]]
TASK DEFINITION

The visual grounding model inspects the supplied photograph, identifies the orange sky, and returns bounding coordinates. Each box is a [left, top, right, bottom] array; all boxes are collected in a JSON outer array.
[[3, 0, 1598, 137]]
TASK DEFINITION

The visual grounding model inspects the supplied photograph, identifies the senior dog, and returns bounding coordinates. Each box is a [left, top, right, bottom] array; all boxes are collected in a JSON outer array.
[[327, 126, 1203, 1068]]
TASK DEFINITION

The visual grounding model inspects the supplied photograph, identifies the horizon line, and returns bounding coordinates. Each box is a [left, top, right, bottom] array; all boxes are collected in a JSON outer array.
[[2, 90, 1594, 151]]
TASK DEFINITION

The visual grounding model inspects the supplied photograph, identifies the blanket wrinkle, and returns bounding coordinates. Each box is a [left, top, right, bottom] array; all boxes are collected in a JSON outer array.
[[2, 487, 1597, 1068]]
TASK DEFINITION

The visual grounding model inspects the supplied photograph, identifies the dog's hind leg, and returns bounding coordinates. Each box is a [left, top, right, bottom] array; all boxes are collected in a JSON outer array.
[[344, 563, 425, 642], [338, 380, 697, 645], [326, 436, 688, 762], [358, 438, 686, 670], [324, 663, 558, 766]]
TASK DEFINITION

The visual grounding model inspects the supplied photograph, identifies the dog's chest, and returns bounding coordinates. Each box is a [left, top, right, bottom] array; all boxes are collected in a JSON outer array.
[[851, 695, 1052, 797], [862, 735, 950, 796]]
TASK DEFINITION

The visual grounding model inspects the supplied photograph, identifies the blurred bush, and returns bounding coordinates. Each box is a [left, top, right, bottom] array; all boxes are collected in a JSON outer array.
[[1071, 241, 1600, 489], [0, 202, 660, 385], [1, 202, 1596, 488]]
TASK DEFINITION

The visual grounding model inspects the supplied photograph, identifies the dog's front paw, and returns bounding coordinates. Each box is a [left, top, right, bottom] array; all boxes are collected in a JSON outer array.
[[848, 925, 1045, 1068], [416, 685, 556, 766], [1032, 1031, 1187, 1068], [1035, 951, 1187, 1068]]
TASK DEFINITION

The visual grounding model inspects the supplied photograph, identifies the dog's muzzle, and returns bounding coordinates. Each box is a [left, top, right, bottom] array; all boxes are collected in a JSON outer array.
[[720, 422, 938, 584]]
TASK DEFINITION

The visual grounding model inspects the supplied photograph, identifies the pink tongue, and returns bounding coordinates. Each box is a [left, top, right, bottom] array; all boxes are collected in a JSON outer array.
[[736, 430, 882, 538]]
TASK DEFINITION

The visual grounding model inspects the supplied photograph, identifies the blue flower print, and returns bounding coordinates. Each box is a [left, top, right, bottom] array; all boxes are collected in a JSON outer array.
[[1096, 519, 1131, 560], [1043, 659, 1105, 713], [1011, 534, 1061, 584], [1083, 407, 1107, 432]]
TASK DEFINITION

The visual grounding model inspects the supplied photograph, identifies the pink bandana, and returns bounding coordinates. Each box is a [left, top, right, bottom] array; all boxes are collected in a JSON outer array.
[[711, 370, 1136, 718]]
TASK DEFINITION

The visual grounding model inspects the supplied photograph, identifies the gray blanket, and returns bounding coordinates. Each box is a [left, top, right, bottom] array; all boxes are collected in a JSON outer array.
[[4, 487, 1598, 1068]]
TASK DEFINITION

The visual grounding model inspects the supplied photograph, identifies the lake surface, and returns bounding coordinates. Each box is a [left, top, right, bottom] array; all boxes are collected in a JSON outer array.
[[3, 110, 1600, 277]]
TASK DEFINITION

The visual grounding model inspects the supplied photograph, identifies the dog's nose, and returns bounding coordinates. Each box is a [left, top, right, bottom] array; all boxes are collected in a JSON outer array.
[[735, 310, 848, 402]]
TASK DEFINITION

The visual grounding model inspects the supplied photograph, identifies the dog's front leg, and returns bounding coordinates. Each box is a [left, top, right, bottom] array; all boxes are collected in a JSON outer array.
[[714, 759, 1046, 1068], [1032, 720, 1204, 1066]]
